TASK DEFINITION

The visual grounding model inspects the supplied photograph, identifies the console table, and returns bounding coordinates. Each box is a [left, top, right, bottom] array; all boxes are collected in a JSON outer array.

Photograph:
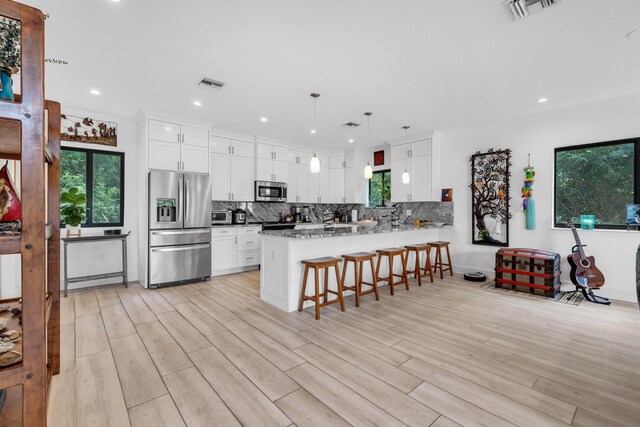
[[61, 232, 130, 297]]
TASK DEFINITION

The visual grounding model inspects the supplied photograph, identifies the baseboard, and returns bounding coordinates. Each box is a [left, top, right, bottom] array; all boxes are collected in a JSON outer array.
[[212, 265, 259, 278]]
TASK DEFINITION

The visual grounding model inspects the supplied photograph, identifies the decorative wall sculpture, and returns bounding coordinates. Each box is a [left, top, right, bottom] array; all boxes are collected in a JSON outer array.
[[522, 154, 536, 230], [61, 114, 117, 147], [470, 148, 512, 246]]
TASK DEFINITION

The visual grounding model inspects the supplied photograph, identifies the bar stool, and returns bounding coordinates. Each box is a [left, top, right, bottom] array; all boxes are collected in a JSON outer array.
[[375, 248, 409, 295], [341, 252, 379, 307], [298, 257, 345, 320], [405, 244, 434, 286], [428, 241, 453, 279]]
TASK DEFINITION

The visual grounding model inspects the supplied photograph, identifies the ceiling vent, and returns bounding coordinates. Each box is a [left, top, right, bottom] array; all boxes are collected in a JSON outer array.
[[196, 77, 225, 89], [342, 122, 361, 127], [504, 0, 560, 20]]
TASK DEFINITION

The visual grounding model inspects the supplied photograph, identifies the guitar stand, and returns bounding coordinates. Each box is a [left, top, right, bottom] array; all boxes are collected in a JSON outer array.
[[577, 286, 611, 305]]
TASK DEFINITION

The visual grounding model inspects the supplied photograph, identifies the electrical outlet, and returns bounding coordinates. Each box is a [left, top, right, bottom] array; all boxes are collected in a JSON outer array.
[[97, 252, 105, 262], [406, 209, 412, 216]]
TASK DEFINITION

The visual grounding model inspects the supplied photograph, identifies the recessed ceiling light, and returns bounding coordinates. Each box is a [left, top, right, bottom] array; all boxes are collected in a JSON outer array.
[[538, 97, 548, 103], [110, 0, 121, 2], [348, 139, 355, 143], [90, 89, 101, 95], [260, 117, 268, 123], [193, 100, 202, 107], [310, 129, 317, 134]]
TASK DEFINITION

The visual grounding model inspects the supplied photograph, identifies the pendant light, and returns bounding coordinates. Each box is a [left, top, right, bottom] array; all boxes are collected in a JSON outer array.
[[364, 112, 373, 179], [310, 92, 320, 134], [310, 153, 320, 174], [309, 93, 321, 173], [401, 125, 410, 184]]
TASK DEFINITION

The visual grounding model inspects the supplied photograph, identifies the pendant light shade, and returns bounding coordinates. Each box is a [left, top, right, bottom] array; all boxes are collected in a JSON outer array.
[[364, 112, 374, 179], [310, 153, 320, 174], [364, 162, 373, 179]]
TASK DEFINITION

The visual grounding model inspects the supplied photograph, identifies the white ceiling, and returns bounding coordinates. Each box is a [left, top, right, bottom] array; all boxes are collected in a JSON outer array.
[[25, 0, 640, 149]]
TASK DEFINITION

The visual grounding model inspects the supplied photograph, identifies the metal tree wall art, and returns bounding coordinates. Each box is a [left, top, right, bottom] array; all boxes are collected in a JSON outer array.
[[470, 148, 512, 246]]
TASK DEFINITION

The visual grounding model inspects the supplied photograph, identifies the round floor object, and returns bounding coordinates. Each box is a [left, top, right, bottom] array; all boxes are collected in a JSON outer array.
[[464, 272, 487, 282]]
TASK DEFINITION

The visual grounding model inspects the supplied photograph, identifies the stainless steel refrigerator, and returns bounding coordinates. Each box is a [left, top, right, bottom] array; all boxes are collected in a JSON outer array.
[[148, 170, 211, 288]]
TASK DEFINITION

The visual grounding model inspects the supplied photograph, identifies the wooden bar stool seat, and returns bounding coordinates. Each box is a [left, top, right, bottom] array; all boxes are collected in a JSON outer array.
[[341, 252, 379, 307], [405, 244, 434, 286], [375, 248, 409, 295], [298, 256, 345, 320], [428, 241, 453, 279]]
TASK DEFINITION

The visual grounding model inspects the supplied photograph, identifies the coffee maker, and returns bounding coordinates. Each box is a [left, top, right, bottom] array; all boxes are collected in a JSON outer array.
[[302, 205, 311, 222], [291, 206, 303, 223]]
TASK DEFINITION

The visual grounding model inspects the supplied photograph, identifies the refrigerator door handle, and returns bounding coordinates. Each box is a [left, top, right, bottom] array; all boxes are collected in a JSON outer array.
[[178, 177, 184, 224], [151, 230, 208, 235], [151, 244, 210, 252], [185, 178, 190, 220]]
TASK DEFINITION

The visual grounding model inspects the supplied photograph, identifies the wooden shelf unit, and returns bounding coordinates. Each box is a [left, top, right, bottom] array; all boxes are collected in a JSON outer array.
[[0, 2, 61, 425]]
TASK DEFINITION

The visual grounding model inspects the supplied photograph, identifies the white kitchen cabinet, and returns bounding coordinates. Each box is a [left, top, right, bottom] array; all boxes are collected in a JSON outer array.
[[391, 139, 431, 160], [211, 235, 237, 271], [256, 143, 289, 182], [211, 137, 255, 201], [149, 140, 181, 171], [328, 155, 345, 169], [211, 226, 261, 276], [230, 155, 255, 201], [181, 144, 209, 173], [287, 163, 299, 203], [411, 155, 432, 201], [211, 153, 230, 200], [309, 155, 329, 203], [344, 152, 366, 204], [148, 119, 210, 173], [181, 125, 209, 147], [149, 120, 181, 143], [391, 158, 410, 202], [328, 168, 345, 203]]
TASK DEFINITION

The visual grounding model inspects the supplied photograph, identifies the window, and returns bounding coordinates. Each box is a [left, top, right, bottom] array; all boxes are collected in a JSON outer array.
[[61, 147, 125, 227], [368, 169, 391, 207], [554, 138, 639, 229]]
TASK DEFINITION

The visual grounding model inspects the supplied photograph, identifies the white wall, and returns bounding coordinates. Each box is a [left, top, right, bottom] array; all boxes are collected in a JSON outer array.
[[60, 107, 139, 290], [439, 93, 640, 303]]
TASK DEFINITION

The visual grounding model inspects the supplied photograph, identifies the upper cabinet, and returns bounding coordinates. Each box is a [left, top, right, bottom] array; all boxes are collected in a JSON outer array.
[[256, 142, 288, 182], [390, 137, 439, 202], [147, 119, 210, 173], [210, 136, 255, 201]]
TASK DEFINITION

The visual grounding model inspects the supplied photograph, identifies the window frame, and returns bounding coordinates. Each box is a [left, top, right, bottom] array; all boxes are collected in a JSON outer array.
[[61, 146, 125, 228], [368, 169, 391, 207], [553, 137, 640, 230]]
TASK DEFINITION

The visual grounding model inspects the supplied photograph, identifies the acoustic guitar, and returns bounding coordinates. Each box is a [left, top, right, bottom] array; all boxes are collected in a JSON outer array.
[[565, 219, 609, 304]]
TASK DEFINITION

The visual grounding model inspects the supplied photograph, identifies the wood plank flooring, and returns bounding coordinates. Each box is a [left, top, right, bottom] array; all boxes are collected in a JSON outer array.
[[48, 272, 640, 426]]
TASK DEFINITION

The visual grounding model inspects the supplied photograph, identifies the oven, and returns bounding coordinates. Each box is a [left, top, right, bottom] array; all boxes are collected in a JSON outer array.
[[255, 181, 287, 203]]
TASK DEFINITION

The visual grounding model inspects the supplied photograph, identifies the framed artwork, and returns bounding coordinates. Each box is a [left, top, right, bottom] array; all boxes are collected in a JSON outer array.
[[61, 114, 118, 147], [470, 148, 512, 247], [441, 188, 453, 202], [373, 150, 384, 166]]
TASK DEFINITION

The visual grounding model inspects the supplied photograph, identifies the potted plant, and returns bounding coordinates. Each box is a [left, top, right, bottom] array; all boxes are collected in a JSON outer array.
[[0, 17, 21, 102], [61, 188, 86, 237]]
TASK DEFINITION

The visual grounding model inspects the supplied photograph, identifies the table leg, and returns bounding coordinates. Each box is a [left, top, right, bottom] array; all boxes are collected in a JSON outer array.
[[122, 238, 128, 288], [63, 241, 68, 297]]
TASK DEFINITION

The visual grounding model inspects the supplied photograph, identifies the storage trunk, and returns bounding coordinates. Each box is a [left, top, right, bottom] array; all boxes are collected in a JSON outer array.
[[495, 248, 561, 297]]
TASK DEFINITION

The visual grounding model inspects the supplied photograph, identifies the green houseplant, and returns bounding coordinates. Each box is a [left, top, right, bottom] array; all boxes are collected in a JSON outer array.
[[61, 187, 86, 237], [0, 17, 21, 102]]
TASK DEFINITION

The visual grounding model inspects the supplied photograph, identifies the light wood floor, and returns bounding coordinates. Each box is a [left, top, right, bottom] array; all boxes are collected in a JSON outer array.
[[47, 271, 640, 427]]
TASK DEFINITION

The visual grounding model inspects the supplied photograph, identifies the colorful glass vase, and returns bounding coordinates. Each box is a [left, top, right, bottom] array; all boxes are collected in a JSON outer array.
[[0, 71, 14, 102]]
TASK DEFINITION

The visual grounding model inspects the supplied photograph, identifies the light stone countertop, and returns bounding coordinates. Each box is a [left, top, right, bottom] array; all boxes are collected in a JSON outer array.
[[260, 223, 451, 239]]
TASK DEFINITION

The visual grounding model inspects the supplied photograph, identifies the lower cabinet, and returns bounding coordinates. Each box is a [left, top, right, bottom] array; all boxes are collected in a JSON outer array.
[[211, 226, 261, 275]]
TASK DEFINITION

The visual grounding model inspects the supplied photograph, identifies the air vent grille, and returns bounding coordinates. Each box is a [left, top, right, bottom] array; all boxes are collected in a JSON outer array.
[[342, 122, 361, 127], [196, 77, 225, 89], [504, 0, 559, 20]]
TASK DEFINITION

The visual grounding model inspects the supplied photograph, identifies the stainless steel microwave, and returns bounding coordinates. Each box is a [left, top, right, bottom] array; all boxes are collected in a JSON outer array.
[[211, 210, 232, 224], [255, 181, 287, 203]]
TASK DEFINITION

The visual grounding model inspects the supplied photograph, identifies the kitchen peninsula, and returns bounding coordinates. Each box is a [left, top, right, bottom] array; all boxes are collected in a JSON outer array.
[[260, 223, 448, 311]]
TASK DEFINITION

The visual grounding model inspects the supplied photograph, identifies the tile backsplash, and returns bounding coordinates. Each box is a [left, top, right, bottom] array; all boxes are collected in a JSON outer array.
[[212, 201, 453, 225]]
